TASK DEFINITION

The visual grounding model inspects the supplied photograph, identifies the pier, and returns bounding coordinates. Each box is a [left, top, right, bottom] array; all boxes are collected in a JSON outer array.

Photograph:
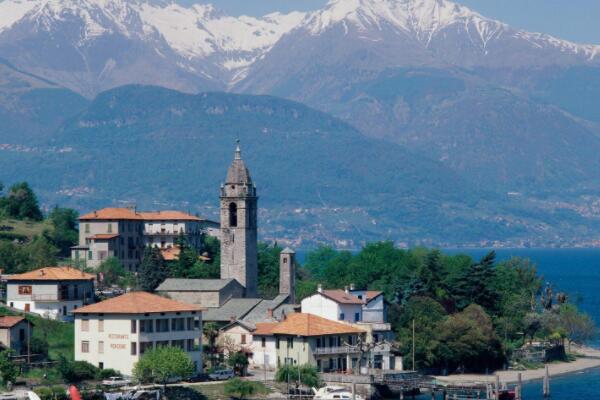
[[319, 370, 532, 400]]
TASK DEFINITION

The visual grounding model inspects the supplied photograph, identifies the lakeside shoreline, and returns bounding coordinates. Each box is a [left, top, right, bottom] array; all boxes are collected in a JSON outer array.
[[435, 346, 600, 385]]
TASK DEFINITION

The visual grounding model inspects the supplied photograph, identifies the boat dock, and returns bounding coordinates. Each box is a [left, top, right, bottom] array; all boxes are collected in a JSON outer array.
[[320, 370, 535, 400]]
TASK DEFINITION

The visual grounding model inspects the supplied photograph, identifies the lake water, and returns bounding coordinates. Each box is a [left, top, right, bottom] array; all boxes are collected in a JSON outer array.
[[298, 248, 600, 399]]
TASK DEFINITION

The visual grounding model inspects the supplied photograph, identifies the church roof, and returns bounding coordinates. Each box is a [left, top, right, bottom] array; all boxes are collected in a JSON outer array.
[[242, 294, 290, 324], [225, 143, 252, 184], [156, 278, 238, 292], [203, 298, 262, 322]]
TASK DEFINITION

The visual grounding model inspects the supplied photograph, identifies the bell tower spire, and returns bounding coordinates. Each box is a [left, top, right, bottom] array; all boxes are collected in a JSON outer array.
[[220, 141, 258, 297]]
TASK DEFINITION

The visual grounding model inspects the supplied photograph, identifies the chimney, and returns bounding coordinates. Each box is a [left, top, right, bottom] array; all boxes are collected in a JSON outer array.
[[267, 308, 274, 319], [344, 286, 350, 294], [230, 315, 237, 323], [317, 284, 323, 293], [39, 269, 45, 277], [279, 248, 296, 304], [350, 283, 356, 291]]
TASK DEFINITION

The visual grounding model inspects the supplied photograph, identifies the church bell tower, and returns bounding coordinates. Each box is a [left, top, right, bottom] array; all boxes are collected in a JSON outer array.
[[220, 142, 258, 297]]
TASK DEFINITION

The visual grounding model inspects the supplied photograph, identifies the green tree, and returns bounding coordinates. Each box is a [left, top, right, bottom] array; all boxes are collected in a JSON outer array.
[[275, 364, 320, 388], [559, 304, 597, 351], [137, 247, 169, 291], [224, 378, 258, 399], [97, 257, 134, 288], [172, 241, 198, 278], [47, 207, 79, 257], [257, 242, 283, 298], [133, 346, 194, 390], [23, 235, 59, 271], [0, 350, 17, 387], [0, 182, 43, 221], [393, 296, 447, 369], [435, 304, 503, 373], [453, 251, 498, 312], [188, 260, 220, 279], [227, 351, 249, 376]]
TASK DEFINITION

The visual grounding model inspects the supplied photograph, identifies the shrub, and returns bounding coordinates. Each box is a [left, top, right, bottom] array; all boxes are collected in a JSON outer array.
[[96, 368, 121, 380], [224, 378, 259, 399]]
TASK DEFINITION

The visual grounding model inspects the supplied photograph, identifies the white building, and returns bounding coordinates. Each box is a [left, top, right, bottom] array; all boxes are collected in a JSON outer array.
[[301, 285, 399, 370], [73, 291, 205, 376], [6, 267, 95, 321], [301, 286, 363, 323]]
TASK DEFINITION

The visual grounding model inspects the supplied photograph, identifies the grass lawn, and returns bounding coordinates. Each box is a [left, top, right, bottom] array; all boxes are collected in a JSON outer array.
[[0, 305, 75, 360], [0, 218, 50, 241], [187, 381, 270, 400]]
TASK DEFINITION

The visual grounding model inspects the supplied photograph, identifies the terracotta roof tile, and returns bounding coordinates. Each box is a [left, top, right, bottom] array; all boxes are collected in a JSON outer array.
[[0, 316, 27, 328], [271, 313, 364, 337], [161, 247, 180, 261], [139, 211, 201, 221], [364, 291, 383, 302], [80, 208, 142, 220], [253, 322, 278, 336], [73, 291, 205, 314], [322, 290, 363, 305], [8, 267, 95, 282]]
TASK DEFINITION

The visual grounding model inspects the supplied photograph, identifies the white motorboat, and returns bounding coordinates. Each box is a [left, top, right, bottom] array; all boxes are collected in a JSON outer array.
[[312, 385, 365, 400]]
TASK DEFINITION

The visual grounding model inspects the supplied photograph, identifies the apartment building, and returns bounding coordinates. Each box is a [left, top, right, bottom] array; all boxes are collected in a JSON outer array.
[[6, 267, 95, 321], [72, 208, 218, 271], [73, 291, 205, 376]]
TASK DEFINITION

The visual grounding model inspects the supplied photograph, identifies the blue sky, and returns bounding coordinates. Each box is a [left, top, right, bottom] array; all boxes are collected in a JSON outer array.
[[180, 0, 600, 44]]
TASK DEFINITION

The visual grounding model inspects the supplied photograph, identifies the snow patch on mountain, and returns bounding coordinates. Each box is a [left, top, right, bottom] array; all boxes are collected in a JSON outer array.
[[0, 0, 38, 32]]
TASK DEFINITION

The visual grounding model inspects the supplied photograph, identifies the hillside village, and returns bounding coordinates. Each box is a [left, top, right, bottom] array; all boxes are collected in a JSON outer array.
[[0, 144, 595, 399], [0, 144, 404, 397]]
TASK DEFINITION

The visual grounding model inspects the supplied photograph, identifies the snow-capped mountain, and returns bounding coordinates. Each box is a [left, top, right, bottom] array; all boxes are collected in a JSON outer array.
[[1, 0, 599, 96]]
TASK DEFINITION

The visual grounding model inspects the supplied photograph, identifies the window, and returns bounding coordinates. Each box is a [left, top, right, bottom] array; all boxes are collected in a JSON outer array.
[[99, 362, 104, 369], [81, 341, 89, 353], [140, 342, 153, 355], [18, 286, 32, 295], [88, 251, 93, 260], [156, 319, 169, 332], [107, 223, 112, 233], [98, 341, 104, 354], [229, 203, 238, 227], [19, 329, 25, 341], [276, 338, 280, 349], [98, 319, 104, 332], [287, 337, 293, 348], [354, 312, 360, 322], [85, 224, 90, 233], [81, 319, 89, 332], [131, 342, 137, 356], [339, 313, 345, 321], [241, 334, 246, 344], [140, 320, 154, 333], [131, 320, 137, 334], [187, 339, 195, 351], [261, 337, 266, 348]]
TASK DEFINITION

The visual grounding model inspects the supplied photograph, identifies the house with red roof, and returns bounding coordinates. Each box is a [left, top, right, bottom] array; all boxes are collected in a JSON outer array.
[[301, 284, 400, 371], [6, 267, 95, 321], [0, 316, 32, 356], [73, 291, 205, 376]]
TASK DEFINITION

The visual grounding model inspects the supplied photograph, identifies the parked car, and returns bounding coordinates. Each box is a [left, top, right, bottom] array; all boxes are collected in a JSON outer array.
[[102, 376, 132, 387], [208, 369, 235, 381]]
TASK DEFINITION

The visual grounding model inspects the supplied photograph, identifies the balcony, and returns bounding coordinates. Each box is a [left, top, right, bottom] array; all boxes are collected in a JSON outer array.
[[313, 346, 361, 355]]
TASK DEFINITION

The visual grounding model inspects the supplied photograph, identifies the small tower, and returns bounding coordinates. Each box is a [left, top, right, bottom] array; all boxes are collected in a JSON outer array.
[[279, 247, 296, 303], [220, 142, 258, 297]]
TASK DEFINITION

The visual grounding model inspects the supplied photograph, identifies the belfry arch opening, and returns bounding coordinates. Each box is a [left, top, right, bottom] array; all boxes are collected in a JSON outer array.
[[229, 202, 238, 227]]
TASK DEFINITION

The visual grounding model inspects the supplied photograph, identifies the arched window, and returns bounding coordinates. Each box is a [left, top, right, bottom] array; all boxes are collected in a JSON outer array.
[[229, 203, 238, 227]]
